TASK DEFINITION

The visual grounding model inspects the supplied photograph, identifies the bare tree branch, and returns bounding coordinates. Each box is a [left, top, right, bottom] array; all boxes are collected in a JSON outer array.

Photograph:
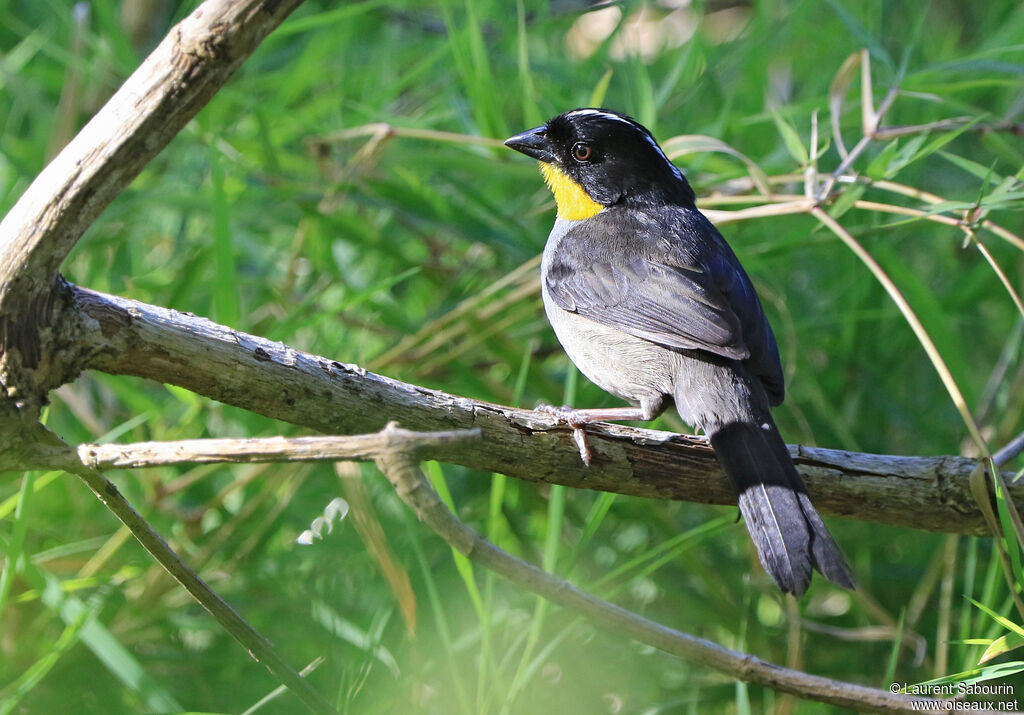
[[0, 0, 305, 419], [372, 426, 951, 714], [61, 284, 1015, 535]]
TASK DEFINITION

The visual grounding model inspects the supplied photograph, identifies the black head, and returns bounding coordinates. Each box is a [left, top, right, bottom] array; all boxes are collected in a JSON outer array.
[[504, 108, 695, 208]]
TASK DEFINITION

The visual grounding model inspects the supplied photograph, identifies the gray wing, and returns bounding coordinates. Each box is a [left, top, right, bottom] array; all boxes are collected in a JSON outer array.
[[545, 256, 750, 359], [545, 208, 785, 403]]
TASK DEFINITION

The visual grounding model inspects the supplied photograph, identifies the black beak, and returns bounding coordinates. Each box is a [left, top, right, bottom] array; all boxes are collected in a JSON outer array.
[[504, 125, 556, 163]]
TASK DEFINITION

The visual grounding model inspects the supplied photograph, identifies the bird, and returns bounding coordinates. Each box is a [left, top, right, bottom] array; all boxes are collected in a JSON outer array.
[[504, 108, 854, 596]]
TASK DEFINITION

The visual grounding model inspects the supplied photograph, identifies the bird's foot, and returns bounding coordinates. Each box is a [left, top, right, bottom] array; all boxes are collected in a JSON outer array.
[[536, 403, 593, 466]]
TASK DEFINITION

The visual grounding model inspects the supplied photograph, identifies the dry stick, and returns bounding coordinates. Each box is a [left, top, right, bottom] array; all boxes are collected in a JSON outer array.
[[74, 431, 482, 471], [67, 285, 1023, 536], [994, 431, 1024, 467], [714, 172, 1024, 253], [816, 86, 898, 201], [968, 235, 1024, 321], [56, 449, 338, 715], [372, 436, 950, 715], [313, 122, 507, 149], [871, 117, 975, 140], [981, 219, 1024, 253]]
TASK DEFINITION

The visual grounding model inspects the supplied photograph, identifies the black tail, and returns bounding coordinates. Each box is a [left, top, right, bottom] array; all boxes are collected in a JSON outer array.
[[709, 417, 854, 596]]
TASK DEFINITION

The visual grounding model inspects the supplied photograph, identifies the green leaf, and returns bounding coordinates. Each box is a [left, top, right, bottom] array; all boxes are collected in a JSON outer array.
[[825, 0, 894, 72], [981, 632, 1024, 664], [969, 598, 1024, 638], [0, 473, 35, 622], [903, 120, 978, 165], [827, 182, 866, 220], [865, 139, 900, 180], [589, 67, 614, 108], [940, 151, 1006, 182], [882, 609, 905, 687], [209, 145, 240, 328], [911, 660, 1024, 689], [884, 134, 928, 178], [992, 464, 1024, 590], [309, 600, 400, 677], [829, 51, 862, 156], [426, 461, 486, 620], [771, 110, 809, 165]]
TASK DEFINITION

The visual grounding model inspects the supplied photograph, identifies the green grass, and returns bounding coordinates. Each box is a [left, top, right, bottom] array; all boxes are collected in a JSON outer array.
[[2, 0, 1024, 712]]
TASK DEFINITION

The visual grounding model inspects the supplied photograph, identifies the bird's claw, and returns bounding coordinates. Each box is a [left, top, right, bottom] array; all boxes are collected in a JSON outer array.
[[571, 428, 592, 466], [537, 403, 593, 466]]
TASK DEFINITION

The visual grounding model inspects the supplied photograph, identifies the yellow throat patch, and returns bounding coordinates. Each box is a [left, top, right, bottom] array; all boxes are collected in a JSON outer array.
[[539, 162, 604, 221]]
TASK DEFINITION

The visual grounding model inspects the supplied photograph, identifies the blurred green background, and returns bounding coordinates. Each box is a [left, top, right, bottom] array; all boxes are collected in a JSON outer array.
[[1, 0, 1023, 712]]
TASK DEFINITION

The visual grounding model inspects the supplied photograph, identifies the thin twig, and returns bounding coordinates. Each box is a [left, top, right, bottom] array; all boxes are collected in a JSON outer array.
[[703, 199, 814, 225], [983, 219, 1024, 253], [798, 621, 927, 668], [309, 122, 507, 150], [994, 430, 1024, 467], [965, 230, 1024, 322], [373, 428, 949, 714], [871, 117, 974, 140], [707, 172, 1024, 252], [74, 430, 481, 470]]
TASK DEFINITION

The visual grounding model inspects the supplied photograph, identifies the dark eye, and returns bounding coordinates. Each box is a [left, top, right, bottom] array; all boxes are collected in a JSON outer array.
[[572, 142, 592, 162]]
